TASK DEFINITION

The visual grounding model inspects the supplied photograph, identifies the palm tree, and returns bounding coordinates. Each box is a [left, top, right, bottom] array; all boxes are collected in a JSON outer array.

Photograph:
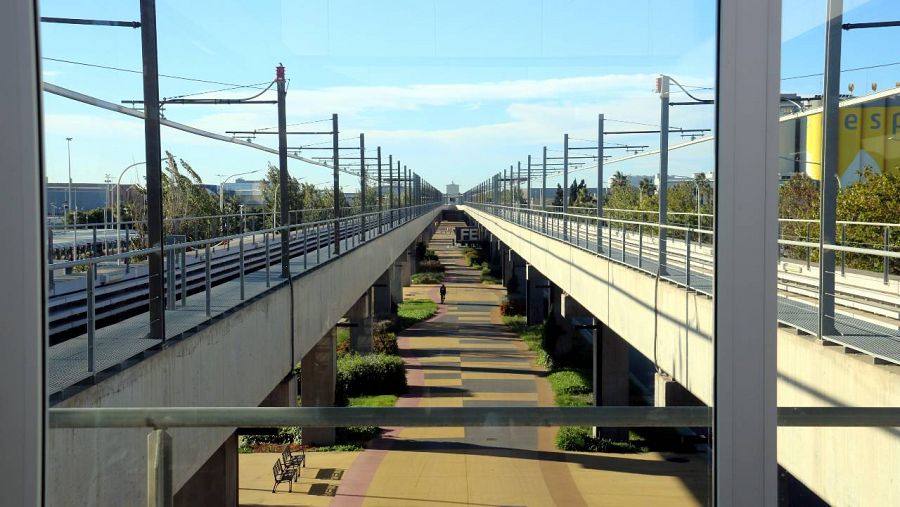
[[611, 171, 628, 189], [638, 177, 655, 206]]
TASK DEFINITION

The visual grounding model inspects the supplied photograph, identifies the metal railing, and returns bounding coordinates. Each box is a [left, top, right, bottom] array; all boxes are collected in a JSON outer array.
[[46, 405, 900, 507], [470, 203, 715, 295], [46, 202, 440, 387]]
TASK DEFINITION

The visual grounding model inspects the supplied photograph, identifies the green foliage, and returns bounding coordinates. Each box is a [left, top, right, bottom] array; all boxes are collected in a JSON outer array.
[[555, 427, 646, 453], [336, 353, 407, 402], [552, 184, 564, 206], [412, 272, 444, 284], [397, 298, 438, 329], [348, 394, 398, 408], [373, 331, 399, 355], [836, 169, 900, 274], [548, 369, 593, 407], [462, 247, 484, 266], [336, 327, 351, 358]]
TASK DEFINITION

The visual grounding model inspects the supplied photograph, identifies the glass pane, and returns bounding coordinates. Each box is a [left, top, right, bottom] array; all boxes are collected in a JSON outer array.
[[778, 0, 900, 504], [40, 1, 717, 504]]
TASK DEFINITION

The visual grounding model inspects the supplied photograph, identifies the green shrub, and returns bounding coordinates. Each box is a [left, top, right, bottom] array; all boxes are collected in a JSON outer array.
[[423, 249, 439, 261], [336, 353, 407, 401], [555, 426, 646, 453], [548, 369, 592, 396], [373, 331, 398, 355], [417, 259, 445, 273], [412, 272, 444, 284], [397, 298, 438, 329]]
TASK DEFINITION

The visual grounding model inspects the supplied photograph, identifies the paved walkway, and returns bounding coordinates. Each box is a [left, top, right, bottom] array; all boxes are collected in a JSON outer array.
[[327, 221, 708, 507]]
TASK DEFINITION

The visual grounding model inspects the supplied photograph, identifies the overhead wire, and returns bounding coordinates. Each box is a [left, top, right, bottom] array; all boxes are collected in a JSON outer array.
[[42, 56, 270, 89], [782, 60, 900, 81]]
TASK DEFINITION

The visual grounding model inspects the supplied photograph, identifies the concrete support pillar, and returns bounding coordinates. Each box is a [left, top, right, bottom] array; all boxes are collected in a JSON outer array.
[[508, 251, 526, 297], [348, 288, 374, 352], [526, 264, 549, 326], [654, 372, 698, 407], [260, 376, 299, 408], [399, 247, 413, 287], [390, 258, 404, 306], [593, 320, 630, 441], [174, 432, 238, 507], [372, 269, 392, 318], [301, 328, 337, 445]]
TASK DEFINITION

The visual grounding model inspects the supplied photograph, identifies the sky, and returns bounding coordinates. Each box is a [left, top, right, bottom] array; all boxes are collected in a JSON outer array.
[[39, 0, 899, 195]]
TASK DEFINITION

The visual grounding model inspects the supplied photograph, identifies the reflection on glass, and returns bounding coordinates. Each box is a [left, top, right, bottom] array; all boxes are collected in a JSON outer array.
[[41, 0, 718, 504], [777, 0, 900, 505]]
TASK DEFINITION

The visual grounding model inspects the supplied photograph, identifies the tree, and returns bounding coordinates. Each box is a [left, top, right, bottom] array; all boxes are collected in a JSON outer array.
[[638, 177, 656, 206], [552, 184, 564, 207], [610, 171, 628, 190]]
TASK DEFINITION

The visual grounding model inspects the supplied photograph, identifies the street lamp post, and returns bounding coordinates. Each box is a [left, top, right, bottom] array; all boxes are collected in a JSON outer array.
[[66, 137, 73, 231]]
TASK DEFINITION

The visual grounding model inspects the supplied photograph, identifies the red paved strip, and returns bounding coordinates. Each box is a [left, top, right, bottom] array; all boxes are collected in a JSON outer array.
[[329, 302, 439, 507]]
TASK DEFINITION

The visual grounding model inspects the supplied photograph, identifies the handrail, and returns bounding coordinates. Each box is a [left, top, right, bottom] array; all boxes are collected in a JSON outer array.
[[46, 406, 900, 429], [47, 203, 438, 271]]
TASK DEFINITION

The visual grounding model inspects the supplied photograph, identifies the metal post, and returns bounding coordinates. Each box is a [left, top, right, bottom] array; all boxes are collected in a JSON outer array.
[[140, 0, 165, 341], [147, 428, 173, 507], [332, 114, 341, 254], [686, 229, 692, 287], [86, 264, 96, 373], [239, 234, 245, 300], [884, 226, 890, 284], [542, 146, 547, 233], [621, 221, 626, 261], [597, 114, 605, 245], [806, 221, 811, 270], [276, 65, 290, 279], [180, 247, 186, 307], [265, 233, 270, 287], [840, 223, 846, 276], [516, 161, 522, 223], [818, 0, 842, 336], [658, 75, 670, 275], [125, 227, 131, 273], [388, 155, 393, 227], [204, 245, 211, 317], [638, 224, 644, 268], [48, 229, 55, 292], [377, 147, 383, 234], [563, 134, 569, 241], [302, 226, 308, 269], [359, 133, 366, 242]]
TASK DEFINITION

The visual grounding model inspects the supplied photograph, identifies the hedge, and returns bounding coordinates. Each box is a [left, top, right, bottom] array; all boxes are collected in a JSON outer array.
[[337, 353, 407, 401]]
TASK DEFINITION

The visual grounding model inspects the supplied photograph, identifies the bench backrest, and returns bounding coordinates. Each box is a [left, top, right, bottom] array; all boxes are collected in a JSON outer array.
[[273, 459, 284, 478]]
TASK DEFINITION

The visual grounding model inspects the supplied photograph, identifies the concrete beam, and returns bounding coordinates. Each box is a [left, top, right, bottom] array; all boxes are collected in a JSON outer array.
[[300, 328, 337, 445]]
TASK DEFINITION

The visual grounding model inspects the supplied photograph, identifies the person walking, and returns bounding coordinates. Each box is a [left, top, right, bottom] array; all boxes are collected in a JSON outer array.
[[439, 283, 447, 304]]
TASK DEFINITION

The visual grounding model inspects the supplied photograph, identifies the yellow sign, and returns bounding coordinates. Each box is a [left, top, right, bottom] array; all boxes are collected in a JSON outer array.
[[805, 97, 900, 184]]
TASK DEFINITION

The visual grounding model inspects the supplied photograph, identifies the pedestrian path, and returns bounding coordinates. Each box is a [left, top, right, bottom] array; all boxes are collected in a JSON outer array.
[[329, 221, 708, 507]]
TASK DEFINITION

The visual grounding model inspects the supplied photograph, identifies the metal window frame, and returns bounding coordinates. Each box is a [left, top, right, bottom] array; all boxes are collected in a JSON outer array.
[[1, 0, 785, 504], [0, 0, 45, 505], [715, 0, 780, 505]]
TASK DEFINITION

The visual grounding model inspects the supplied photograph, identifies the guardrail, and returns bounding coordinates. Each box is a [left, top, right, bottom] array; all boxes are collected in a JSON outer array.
[[47, 203, 439, 377], [470, 203, 715, 294], [469, 203, 899, 294], [46, 405, 900, 507]]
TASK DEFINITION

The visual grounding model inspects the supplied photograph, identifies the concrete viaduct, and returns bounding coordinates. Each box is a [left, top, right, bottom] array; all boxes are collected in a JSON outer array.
[[461, 204, 899, 507]]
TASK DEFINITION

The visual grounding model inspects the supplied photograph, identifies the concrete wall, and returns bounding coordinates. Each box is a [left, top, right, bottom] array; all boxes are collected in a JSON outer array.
[[777, 329, 900, 506], [47, 207, 442, 506], [463, 205, 900, 507]]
